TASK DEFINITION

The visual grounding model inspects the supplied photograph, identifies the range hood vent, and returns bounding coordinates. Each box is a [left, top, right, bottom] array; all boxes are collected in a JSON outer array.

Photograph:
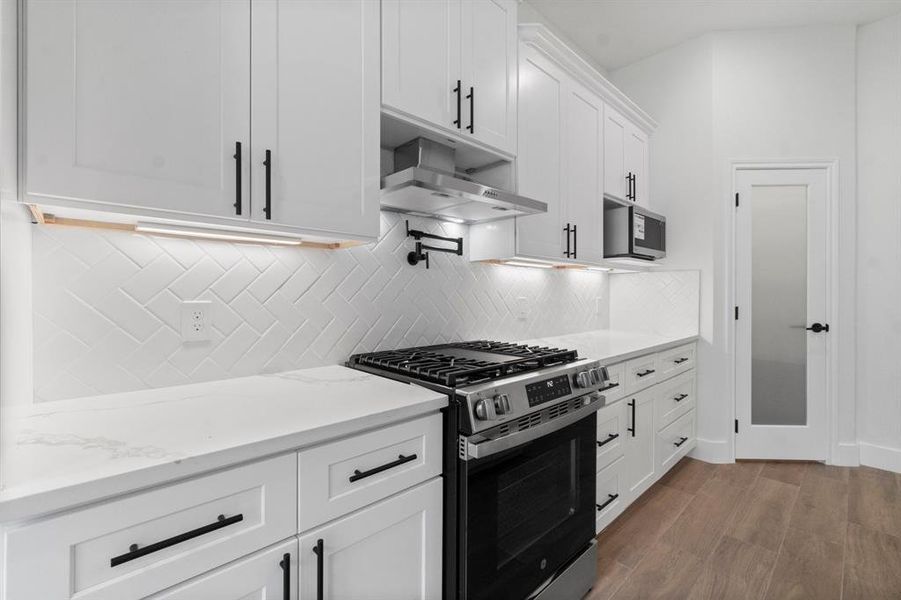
[[380, 138, 546, 224]]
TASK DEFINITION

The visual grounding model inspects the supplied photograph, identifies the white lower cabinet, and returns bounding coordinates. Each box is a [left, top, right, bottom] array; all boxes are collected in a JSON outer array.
[[148, 539, 297, 600], [623, 387, 656, 504], [596, 344, 698, 534], [297, 478, 443, 600]]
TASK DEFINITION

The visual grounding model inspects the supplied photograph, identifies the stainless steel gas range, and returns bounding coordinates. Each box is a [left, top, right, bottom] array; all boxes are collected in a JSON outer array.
[[349, 341, 619, 600]]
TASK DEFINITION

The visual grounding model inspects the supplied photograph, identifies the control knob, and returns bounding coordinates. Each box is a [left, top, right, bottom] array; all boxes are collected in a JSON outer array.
[[474, 398, 497, 421], [493, 393, 511, 415], [574, 371, 592, 389]]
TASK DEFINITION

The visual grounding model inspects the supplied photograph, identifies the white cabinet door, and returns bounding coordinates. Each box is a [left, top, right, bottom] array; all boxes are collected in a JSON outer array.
[[252, 0, 380, 238], [148, 539, 297, 600], [382, 0, 461, 132], [603, 104, 628, 202], [626, 127, 650, 207], [297, 479, 442, 600], [25, 0, 250, 219], [460, 0, 517, 154], [623, 388, 656, 503], [563, 82, 604, 264], [515, 44, 565, 260]]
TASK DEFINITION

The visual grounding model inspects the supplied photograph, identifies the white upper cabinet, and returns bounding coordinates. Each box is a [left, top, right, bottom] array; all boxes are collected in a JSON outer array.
[[251, 0, 380, 238], [23, 0, 379, 242], [25, 0, 251, 220], [460, 0, 518, 153], [382, 0, 517, 156], [381, 0, 461, 133], [514, 44, 565, 260], [605, 103, 650, 207], [562, 81, 604, 264]]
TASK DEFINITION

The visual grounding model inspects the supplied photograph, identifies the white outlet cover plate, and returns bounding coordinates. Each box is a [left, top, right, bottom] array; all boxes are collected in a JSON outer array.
[[180, 300, 212, 342], [516, 296, 529, 319]]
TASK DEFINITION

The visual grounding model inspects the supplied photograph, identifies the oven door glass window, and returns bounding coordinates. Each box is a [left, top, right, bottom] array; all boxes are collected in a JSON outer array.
[[463, 413, 596, 600]]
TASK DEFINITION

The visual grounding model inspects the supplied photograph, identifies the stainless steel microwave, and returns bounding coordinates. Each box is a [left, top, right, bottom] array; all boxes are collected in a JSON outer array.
[[603, 202, 666, 260]]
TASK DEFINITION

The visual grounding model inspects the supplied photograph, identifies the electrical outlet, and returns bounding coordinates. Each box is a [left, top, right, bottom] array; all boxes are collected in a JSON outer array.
[[516, 296, 530, 320], [180, 300, 212, 343]]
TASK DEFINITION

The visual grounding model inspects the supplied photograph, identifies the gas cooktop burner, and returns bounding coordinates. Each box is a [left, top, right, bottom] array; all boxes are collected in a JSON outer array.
[[348, 340, 579, 388]]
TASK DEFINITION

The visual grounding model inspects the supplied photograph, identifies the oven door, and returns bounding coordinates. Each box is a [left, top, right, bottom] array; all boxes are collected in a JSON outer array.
[[460, 411, 596, 600]]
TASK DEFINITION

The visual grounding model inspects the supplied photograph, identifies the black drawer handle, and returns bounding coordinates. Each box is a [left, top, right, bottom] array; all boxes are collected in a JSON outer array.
[[597, 493, 619, 512], [279, 552, 291, 600], [349, 453, 417, 483], [312, 538, 324, 600], [110, 513, 243, 567], [674, 436, 689, 447], [597, 433, 620, 448], [674, 393, 688, 402], [599, 382, 620, 391], [673, 357, 689, 364], [263, 149, 272, 220], [233, 141, 242, 215], [636, 369, 656, 378], [628, 400, 636, 437]]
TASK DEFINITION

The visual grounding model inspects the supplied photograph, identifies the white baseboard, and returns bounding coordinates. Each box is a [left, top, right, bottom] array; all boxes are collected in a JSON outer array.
[[860, 442, 901, 474], [689, 437, 732, 464], [831, 442, 860, 467]]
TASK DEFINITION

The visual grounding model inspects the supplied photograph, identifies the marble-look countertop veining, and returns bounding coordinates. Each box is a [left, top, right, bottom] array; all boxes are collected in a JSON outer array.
[[520, 329, 699, 365], [0, 366, 446, 523]]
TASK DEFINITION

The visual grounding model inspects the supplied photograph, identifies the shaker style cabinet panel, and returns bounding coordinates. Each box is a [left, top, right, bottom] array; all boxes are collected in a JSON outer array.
[[251, 0, 380, 237], [381, 0, 517, 155], [381, 0, 461, 134], [147, 539, 297, 600], [514, 44, 566, 260], [623, 388, 656, 504], [460, 0, 517, 153], [296, 479, 443, 600], [24, 0, 251, 219], [625, 127, 650, 207], [604, 103, 650, 207]]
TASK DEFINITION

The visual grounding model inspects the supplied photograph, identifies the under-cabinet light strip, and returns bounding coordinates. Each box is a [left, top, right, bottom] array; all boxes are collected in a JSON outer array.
[[135, 222, 303, 245]]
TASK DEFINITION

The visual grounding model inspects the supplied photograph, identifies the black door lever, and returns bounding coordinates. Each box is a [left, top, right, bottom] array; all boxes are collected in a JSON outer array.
[[806, 323, 830, 333]]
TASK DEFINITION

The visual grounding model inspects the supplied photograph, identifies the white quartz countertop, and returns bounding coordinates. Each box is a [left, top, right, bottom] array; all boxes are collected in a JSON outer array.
[[520, 329, 699, 365], [0, 366, 446, 523]]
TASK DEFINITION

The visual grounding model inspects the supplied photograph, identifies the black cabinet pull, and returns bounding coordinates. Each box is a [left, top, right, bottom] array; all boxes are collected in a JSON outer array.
[[625, 172, 632, 200], [674, 393, 688, 402], [628, 400, 636, 437], [233, 141, 242, 215], [572, 224, 577, 259], [674, 436, 689, 447], [110, 513, 243, 567], [597, 433, 620, 448], [597, 493, 619, 512], [453, 80, 462, 129], [312, 539, 324, 600], [636, 369, 655, 378], [563, 223, 572, 257], [279, 552, 291, 600], [466, 86, 474, 132], [674, 357, 689, 364], [349, 453, 417, 483], [806, 322, 830, 333], [599, 382, 620, 392], [263, 149, 272, 220], [631, 174, 637, 201]]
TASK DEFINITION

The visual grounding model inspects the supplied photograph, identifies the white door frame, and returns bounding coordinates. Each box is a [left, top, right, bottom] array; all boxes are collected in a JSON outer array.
[[727, 160, 841, 462]]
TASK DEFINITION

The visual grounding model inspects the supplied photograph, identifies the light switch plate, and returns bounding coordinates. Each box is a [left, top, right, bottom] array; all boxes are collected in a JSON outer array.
[[180, 300, 212, 343]]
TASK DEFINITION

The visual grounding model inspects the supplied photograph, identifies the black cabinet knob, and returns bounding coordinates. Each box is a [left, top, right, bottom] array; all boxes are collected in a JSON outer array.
[[806, 323, 830, 333]]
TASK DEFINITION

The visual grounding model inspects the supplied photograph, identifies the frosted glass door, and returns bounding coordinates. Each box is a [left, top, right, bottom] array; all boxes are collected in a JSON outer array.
[[735, 169, 828, 460]]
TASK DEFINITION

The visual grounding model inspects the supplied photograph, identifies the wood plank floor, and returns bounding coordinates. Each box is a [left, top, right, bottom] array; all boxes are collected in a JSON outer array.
[[589, 458, 901, 600]]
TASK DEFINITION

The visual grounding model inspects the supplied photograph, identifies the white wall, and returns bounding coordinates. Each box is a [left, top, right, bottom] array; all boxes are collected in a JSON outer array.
[[856, 13, 901, 472], [612, 25, 859, 464]]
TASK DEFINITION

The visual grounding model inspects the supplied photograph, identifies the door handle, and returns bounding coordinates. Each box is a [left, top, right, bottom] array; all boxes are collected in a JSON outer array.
[[572, 224, 577, 259], [263, 149, 272, 220], [312, 539, 324, 600], [233, 141, 242, 215], [806, 323, 830, 333], [466, 86, 474, 133], [453, 80, 461, 129], [564, 223, 572, 257], [628, 400, 636, 437], [279, 552, 290, 600]]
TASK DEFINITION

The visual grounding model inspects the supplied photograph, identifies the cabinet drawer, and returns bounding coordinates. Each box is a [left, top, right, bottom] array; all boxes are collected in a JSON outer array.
[[596, 400, 626, 471], [297, 413, 442, 531], [147, 539, 297, 600], [654, 371, 696, 431], [4, 454, 296, 600], [595, 456, 626, 534], [657, 410, 696, 474], [600, 361, 626, 403], [657, 343, 696, 379], [624, 354, 658, 392]]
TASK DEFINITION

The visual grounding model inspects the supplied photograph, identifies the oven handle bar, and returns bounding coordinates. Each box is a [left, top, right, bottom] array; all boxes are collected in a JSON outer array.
[[464, 395, 606, 460]]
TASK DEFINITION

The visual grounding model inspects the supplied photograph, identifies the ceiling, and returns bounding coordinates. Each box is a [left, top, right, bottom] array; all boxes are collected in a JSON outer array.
[[526, 0, 901, 70]]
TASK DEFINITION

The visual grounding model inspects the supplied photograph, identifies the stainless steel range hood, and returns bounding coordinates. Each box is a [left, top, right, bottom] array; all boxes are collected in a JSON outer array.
[[380, 138, 546, 224]]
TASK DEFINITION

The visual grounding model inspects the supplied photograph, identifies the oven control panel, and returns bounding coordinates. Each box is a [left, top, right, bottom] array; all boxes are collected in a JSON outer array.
[[525, 374, 572, 407]]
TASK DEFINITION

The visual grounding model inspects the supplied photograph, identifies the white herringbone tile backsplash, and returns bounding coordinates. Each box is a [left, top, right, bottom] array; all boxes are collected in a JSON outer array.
[[609, 270, 700, 337], [33, 213, 612, 402]]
